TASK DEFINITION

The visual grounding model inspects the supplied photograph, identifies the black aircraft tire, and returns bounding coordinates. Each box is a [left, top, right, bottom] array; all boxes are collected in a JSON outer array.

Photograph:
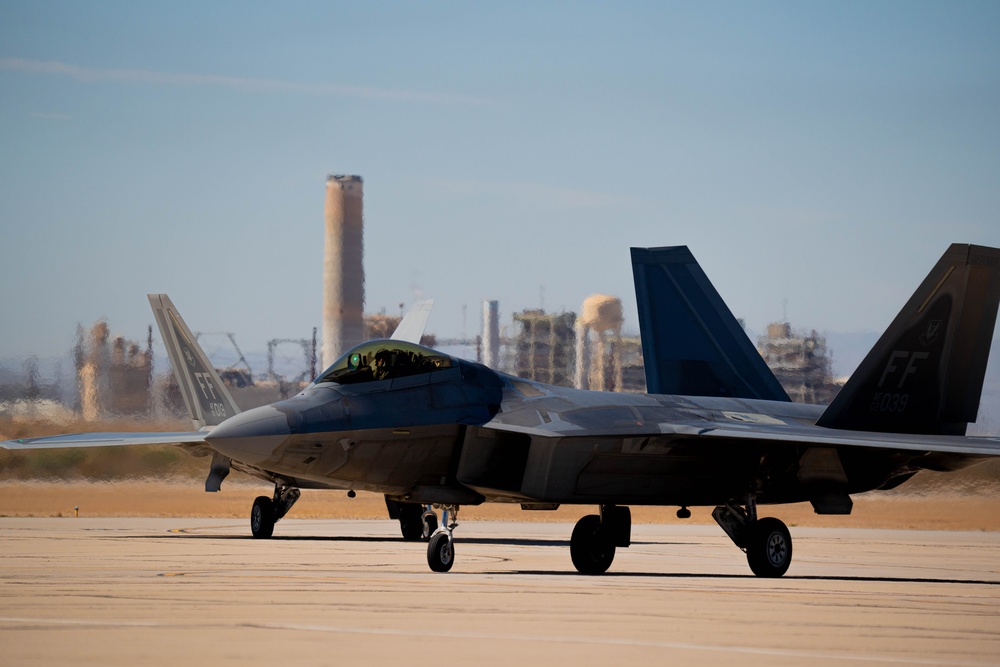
[[423, 513, 438, 540], [399, 504, 425, 541], [427, 532, 454, 572], [570, 514, 616, 575], [400, 518, 424, 541], [746, 517, 792, 577], [251, 496, 276, 539]]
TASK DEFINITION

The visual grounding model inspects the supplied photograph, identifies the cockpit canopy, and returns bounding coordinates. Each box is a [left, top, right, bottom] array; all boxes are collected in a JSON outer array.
[[314, 340, 454, 386]]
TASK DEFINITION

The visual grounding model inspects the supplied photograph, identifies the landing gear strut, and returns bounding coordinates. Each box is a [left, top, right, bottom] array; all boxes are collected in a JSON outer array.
[[570, 505, 631, 575], [427, 505, 459, 572], [250, 483, 300, 539], [712, 498, 792, 577]]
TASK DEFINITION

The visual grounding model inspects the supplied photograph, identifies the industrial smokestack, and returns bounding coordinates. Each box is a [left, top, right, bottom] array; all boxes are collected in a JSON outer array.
[[322, 174, 365, 369], [574, 322, 590, 390], [482, 300, 500, 369]]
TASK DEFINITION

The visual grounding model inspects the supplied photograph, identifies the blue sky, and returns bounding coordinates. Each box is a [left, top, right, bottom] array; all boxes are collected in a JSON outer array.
[[2, 1, 999, 372]]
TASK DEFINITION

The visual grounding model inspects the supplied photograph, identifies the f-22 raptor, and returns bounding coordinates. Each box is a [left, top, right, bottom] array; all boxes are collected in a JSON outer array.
[[5, 244, 999, 577]]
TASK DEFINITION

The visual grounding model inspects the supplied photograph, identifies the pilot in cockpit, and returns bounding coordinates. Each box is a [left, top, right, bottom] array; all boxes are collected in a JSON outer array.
[[373, 349, 392, 380]]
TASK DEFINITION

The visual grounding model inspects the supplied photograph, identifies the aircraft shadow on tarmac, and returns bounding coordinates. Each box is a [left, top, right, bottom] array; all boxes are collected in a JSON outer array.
[[505, 570, 1000, 586], [125, 532, 580, 548], [122, 533, 1000, 586]]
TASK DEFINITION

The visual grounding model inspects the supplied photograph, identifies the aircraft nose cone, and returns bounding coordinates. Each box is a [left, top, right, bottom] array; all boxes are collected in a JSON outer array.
[[205, 406, 292, 464]]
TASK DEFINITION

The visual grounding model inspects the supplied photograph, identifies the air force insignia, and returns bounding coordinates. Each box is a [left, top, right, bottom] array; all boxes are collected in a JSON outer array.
[[183, 347, 197, 367], [919, 320, 943, 347]]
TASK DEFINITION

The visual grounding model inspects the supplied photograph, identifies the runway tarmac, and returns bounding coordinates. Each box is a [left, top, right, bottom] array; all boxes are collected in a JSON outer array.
[[1, 518, 998, 666]]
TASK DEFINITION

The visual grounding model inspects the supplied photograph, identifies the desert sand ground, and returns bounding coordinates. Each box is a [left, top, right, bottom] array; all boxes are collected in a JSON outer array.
[[4, 422, 1000, 666], [1, 518, 998, 667], [1, 480, 999, 532]]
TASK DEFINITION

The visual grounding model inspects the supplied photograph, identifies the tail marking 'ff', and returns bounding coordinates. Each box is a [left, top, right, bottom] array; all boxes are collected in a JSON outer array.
[[818, 244, 1000, 435], [148, 294, 241, 431]]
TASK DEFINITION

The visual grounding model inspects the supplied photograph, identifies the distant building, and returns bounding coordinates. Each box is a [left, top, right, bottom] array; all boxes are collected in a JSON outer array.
[[757, 322, 842, 405], [511, 309, 576, 386], [75, 321, 153, 420]]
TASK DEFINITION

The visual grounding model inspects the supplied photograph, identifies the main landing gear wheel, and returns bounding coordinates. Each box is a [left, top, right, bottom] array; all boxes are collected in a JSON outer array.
[[399, 504, 439, 541], [746, 517, 792, 578], [570, 514, 616, 575], [250, 496, 275, 539], [427, 532, 454, 572], [399, 504, 424, 541]]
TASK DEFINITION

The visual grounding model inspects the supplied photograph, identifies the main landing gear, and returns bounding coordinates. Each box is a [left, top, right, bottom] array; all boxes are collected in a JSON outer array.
[[562, 500, 792, 577], [426, 505, 459, 572], [712, 498, 792, 577], [570, 505, 632, 575], [386, 498, 439, 541], [250, 483, 300, 539], [400, 504, 438, 542]]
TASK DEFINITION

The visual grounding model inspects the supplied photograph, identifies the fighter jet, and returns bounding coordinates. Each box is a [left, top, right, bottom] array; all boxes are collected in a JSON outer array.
[[4, 244, 999, 578]]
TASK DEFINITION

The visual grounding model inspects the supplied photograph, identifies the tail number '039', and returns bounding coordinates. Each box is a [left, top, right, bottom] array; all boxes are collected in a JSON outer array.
[[208, 402, 228, 417], [870, 391, 908, 413]]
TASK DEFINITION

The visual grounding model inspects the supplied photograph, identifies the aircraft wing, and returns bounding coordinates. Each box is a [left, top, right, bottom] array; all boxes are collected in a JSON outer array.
[[0, 431, 209, 450], [690, 422, 1000, 457], [483, 409, 1000, 457]]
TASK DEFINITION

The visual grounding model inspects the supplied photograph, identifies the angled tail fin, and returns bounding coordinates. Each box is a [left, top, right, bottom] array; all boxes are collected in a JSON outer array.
[[631, 246, 790, 400], [390, 299, 434, 344], [818, 244, 1000, 435], [148, 294, 240, 430]]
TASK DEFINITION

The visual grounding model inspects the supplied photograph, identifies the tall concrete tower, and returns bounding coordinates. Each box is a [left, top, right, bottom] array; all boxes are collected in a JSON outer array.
[[482, 300, 500, 369], [322, 174, 365, 369]]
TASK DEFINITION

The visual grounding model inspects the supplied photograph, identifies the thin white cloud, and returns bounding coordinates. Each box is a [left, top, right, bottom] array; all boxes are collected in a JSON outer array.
[[431, 178, 633, 209], [0, 58, 490, 106], [28, 111, 72, 121]]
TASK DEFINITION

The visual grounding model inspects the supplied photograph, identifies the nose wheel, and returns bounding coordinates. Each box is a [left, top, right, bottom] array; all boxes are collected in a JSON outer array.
[[250, 483, 300, 539], [250, 496, 275, 539], [426, 505, 459, 572]]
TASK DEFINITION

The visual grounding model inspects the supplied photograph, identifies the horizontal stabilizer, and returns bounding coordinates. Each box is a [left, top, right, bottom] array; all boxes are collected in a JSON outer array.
[[1, 431, 207, 450], [631, 246, 790, 401]]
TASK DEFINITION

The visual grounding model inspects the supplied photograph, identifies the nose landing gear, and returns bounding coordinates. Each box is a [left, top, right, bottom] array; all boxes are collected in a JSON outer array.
[[427, 505, 459, 572], [250, 483, 300, 539]]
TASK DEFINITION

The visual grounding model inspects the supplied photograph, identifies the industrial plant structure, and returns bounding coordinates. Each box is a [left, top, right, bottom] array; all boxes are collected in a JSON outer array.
[[74, 321, 153, 419], [3, 173, 846, 427], [757, 322, 841, 404]]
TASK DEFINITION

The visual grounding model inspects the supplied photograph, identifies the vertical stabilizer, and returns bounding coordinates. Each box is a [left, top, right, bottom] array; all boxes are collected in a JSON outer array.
[[631, 246, 790, 400], [390, 299, 434, 344], [818, 244, 1000, 435], [148, 294, 241, 430]]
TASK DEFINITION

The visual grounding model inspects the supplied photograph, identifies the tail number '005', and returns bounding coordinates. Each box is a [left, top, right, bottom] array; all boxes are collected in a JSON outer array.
[[869, 391, 908, 413]]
